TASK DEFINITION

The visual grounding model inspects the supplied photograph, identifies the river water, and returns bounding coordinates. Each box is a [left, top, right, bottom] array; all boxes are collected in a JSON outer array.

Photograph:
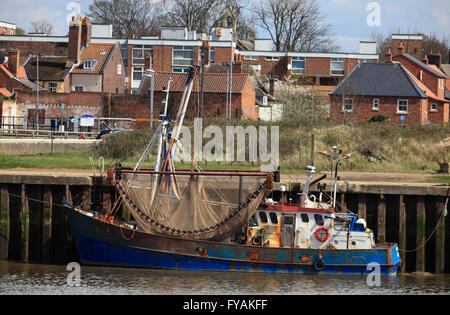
[[1, 261, 449, 295]]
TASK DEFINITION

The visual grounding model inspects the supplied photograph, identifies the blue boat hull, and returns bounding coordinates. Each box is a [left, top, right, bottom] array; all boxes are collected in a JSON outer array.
[[66, 208, 400, 276]]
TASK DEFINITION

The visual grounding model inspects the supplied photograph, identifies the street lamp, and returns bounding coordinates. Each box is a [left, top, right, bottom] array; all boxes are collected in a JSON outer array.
[[144, 70, 155, 129]]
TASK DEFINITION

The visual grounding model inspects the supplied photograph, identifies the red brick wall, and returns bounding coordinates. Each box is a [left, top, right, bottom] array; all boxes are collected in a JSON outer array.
[[329, 95, 428, 125], [153, 45, 173, 72], [305, 58, 331, 77], [394, 55, 441, 96], [0, 40, 68, 57], [102, 44, 126, 94], [214, 47, 232, 64], [392, 39, 422, 60], [345, 59, 359, 75], [427, 100, 449, 124]]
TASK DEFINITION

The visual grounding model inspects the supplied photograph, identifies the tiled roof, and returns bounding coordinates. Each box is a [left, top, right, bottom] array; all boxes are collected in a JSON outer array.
[[138, 72, 252, 95], [72, 44, 115, 74], [25, 56, 71, 81], [441, 64, 450, 77], [402, 66, 448, 102], [401, 54, 447, 78], [0, 88, 12, 97], [330, 63, 427, 98]]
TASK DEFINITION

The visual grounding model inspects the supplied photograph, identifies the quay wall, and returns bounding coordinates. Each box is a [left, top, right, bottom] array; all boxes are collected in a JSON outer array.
[[0, 172, 449, 274], [0, 139, 100, 155]]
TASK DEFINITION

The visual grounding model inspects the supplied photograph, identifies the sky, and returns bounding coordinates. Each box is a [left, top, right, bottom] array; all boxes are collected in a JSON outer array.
[[0, 0, 449, 53]]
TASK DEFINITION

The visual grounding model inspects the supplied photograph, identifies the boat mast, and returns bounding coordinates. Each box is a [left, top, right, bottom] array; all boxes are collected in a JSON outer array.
[[332, 146, 340, 210]]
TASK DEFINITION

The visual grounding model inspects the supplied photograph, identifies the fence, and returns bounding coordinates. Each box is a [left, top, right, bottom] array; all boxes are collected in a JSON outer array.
[[0, 116, 136, 138]]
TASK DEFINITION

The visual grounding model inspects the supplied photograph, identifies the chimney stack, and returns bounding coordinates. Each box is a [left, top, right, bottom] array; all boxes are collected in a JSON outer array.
[[144, 54, 153, 70], [68, 16, 82, 62], [397, 42, 404, 56], [81, 17, 92, 46], [7, 49, 20, 77], [427, 50, 442, 68], [385, 49, 392, 63]]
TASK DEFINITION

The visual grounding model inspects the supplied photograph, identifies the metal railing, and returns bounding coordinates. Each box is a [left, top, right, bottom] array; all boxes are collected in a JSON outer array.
[[0, 116, 137, 139]]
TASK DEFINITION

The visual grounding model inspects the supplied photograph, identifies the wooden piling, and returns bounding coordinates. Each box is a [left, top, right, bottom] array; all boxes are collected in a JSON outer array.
[[21, 184, 29, 262], [435, 196, 446, 273], [398, 195, 407, 273], [0, 185, 9, 260], [377, 194, 386, 244], [42, 186, 52, 263], [358, 194, 366, 220], [416, 196, 426, 272]]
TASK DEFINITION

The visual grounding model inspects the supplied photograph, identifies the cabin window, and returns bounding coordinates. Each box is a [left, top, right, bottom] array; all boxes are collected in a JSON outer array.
[[301, 213, 309, 223], [269, 212, 278, 224], [283, 216, 294, 226], [314, 214, 324, 226], [259, 212, 268, 223]]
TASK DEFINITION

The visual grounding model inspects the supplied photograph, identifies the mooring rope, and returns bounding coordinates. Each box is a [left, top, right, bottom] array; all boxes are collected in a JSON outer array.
[[398, 193, 449, 253]]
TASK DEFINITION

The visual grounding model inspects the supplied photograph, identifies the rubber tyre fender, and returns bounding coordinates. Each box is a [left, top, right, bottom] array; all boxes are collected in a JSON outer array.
[[313, 258, 326, 272]]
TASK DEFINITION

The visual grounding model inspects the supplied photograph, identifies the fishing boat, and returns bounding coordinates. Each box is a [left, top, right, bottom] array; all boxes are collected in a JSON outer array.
[[65, 66, 401, 275]]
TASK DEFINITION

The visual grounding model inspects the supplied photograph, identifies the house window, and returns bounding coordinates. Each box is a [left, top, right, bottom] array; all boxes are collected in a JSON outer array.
[[431, 103, 438, 111], [343, 98, 353, 112], [373, 99, 380, 110], [117, 64, 122, 75], [132, 67, 144, 81], [132, 45, 153, 65], [74, 86, 83, 92], [265, 56, 280, 61], [331, 58, 345, 75], [173, 46, 194, 71], [359, 59, 373, 64], [48, 82, 58, 93], [291, 57, 305, 74], [210, 47, 215, 63], [397, 100, 408, 113], [243, 55, 258, 61], [83, 60, 97, 71]]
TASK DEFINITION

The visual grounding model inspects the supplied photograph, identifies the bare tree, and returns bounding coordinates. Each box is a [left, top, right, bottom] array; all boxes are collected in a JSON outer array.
[[253, 0, 338, 52], [167, 0, 226, 33], [30, 19, 54, 35], [87, 0, 166, 38]]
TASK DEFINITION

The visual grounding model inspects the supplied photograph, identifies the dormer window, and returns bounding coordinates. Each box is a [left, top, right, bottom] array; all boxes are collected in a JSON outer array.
[[83, 60, 97, 71]]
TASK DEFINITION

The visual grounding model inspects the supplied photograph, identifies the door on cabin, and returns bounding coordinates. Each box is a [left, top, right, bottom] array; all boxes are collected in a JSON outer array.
[[280, 214, 295, 248]]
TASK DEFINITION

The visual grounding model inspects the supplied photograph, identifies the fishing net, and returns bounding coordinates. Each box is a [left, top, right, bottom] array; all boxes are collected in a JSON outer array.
[[115, 172, 269, 241]]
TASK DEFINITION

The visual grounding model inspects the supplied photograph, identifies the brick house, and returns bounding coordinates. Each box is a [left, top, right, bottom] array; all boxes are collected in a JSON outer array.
[[0, 49, 44, 96], [329, 49, 449, 125], [24, 55, 72, 93], [70, 42, 125, 94], [0, 21, 16, 36], [136, 70, 257, 122]]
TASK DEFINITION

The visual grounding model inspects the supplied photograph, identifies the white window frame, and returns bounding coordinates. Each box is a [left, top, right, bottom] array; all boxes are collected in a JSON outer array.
[[291, 57, 305, 74], [439, 79, 444, 89], [397, 99, 408, 114], [244, 55, 258, 61], [172, 46, 194, 69], [74, 85, 84, 92], [431, 103, 438, 111], [48, 82, 58, 93], [265, 56, 280, 61], [331, 58, 345, 76], [132, 45, 153, 65], [132, 66, 144, 81], [373, 99, 380, 110], [117, 64, 122, 75], [83, 60, 97, 71], [343, 98, 353, 112]]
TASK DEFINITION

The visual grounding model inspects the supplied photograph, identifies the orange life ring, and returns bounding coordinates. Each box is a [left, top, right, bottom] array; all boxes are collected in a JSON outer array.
[[315, 227, 330, 242]]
